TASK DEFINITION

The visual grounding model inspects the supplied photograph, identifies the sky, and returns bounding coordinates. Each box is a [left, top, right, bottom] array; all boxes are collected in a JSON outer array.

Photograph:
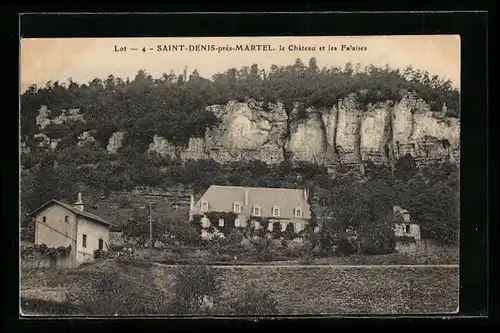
[[20, 35, 460, 92]]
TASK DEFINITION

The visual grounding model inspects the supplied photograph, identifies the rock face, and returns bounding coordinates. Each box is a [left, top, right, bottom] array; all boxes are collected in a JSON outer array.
[[28, 94, 460, 170], [107, 131, 124, 154], [360, 102, 393, 165], [35, 105, 85, 130], [77, 131, 96, 147], [148, 101, 288, 164], [144, 94, 460, 168], [289, 110, 329, 164], [336, 94, 363, 166]]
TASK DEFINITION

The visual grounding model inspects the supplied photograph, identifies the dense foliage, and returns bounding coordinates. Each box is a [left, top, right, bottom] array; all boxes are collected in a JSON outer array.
[[20, 152, 458, 248], [20, 60, 459, 145], [315, 155, 459, 249], [20, 244, 72, 260]]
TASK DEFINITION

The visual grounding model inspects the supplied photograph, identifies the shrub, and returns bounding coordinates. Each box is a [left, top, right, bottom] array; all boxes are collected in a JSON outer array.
[[359, 222, 397, 255], [170, 265, 222, 314], [226, 281, 278, 316], [94, 249, 109, 259], [334, 238, 358, 256], [284, 223, 295, 240], [108, 243, 124, 252], [226, 228, 244, 245], [69, 271, 168, 315], [271, 222, 282, 239]]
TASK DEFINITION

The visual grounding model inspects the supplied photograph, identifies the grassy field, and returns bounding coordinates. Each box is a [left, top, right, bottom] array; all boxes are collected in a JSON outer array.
[[214, 265, 459, 315], [21, 259, 459, 316]]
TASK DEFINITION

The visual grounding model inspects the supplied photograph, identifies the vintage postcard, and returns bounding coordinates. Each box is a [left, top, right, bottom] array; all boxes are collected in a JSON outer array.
[[20, 35, 460, 317]]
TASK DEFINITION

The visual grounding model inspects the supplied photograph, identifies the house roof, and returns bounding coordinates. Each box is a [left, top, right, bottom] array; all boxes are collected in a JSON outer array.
[[388, 206, 417, 225], [387, 211, 405, 224], [393, 205, 410, 215], [27, 199, 115, 227], [193, 185, 311, 219]]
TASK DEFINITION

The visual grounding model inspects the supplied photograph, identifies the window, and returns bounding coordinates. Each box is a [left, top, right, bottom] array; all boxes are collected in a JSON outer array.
[[295, 222, 302, 232], [218, 218, 224, 227], [42, 216, 46, 223], [64, 216, 69, 223], [252, 206, 261, 216], [98, 238, 104, 250], [405, 224, 410, 234], [294, 207, 302, 218], [272, 206, 280, 217], [235, 218, 241, 227], [233, 201, 242, 214], [201, 201, 209, 212], [82, 234, 87, 248]]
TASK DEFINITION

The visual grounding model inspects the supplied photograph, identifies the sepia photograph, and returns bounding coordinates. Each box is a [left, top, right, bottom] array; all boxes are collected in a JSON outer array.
[[20, 35, 460, 317]]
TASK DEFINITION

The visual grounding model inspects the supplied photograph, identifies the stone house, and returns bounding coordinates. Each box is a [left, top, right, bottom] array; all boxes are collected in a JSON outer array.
[[390, 205, 421, 253], [27, 193, 115, 268], [391, 206, 421, 240], [189, 185, 311, 237]]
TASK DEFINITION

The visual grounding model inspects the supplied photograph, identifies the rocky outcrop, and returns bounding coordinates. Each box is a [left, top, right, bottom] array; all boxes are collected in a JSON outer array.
[[31, 132, 60, 151], [149, 101, 288, 164], [336, 94, 363, 167], [106, 131, 124, 154], [360, 102, 393, 165], [137, 94, 461, 168], [77, 131, 96, 147], [289, 110, 329, 164], [209, 101, 288, 164], [35, 105, 85, 130], [29, 93, 460, 170]]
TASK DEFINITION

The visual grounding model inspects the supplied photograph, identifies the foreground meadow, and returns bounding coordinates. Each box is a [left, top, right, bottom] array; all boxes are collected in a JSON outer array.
[[21, 259, 459, 316]]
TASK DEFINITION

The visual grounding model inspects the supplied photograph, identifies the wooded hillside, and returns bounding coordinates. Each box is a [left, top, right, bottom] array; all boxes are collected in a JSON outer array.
[[20, 59, 460, 246]]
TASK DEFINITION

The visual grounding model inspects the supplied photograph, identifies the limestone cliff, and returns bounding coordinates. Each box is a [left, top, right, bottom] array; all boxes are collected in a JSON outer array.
[[27, 93, 460, 170], [149, 94, 459, 168], [35, 105, 85, 130]]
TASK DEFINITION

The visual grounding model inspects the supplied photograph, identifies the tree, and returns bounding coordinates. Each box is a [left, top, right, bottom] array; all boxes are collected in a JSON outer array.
[[121, 209, 170, 247], [284, 223, 295, 240], [165, 216, 201, 246], [317, 178, 396, 255], [394, 154, 418, 182], [357, 218, 396, 255], [272, 222, 282, 239]]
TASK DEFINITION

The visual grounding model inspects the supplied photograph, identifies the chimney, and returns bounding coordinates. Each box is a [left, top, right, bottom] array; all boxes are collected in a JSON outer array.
[[441, 102, 448, 115], [303, 188, 309, 201], [244, 188, 249, 206], [74, 192, 84, 211]]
